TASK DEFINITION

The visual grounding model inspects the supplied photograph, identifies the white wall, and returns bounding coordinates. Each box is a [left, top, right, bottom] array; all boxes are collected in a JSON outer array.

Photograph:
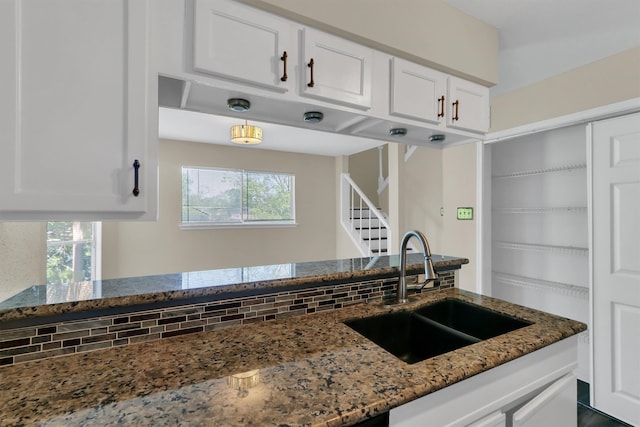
[[0, 223, 46, 301], [442, 143, 477, 291], [491, 47, 640, 131], [101, 139, 337, 279]]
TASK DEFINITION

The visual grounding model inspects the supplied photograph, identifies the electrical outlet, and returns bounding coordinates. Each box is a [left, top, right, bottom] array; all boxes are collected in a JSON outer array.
[[457, 207, 473, 220]]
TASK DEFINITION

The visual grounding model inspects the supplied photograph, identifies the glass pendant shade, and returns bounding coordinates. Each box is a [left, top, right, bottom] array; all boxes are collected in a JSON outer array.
[[231, 120, 263, 144]]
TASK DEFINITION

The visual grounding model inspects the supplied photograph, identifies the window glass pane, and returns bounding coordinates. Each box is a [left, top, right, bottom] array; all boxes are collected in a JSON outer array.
[[182, 167, 295, 225], [244, 171, 293, 221], [46, 222, 94, 285], [182, 167, 242, 222]]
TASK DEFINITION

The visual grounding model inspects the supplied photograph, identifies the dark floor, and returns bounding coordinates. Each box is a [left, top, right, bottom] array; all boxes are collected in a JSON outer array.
[[577, 381, 632, 427]]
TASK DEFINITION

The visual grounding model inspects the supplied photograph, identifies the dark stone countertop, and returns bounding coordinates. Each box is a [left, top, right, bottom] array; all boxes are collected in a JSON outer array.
[[0, 288, 586, 426], [0, 254, 468, 325]]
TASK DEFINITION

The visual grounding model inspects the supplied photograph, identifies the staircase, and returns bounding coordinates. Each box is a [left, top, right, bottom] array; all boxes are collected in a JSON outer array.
[[350, 207, 389, 255], [341, 173, 392, 257]]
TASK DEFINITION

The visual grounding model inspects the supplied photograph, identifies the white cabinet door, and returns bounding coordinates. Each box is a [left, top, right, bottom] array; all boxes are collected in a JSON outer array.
[[591, 112, 640, 426], [0, 0, 156, 221], [300, 27, 372, 109], [193, 0, 292, 92], [467, 411, 506, 427], [389, 57, 446, 124], [512, 373, 576, 427], [447, 77, 490, 133]]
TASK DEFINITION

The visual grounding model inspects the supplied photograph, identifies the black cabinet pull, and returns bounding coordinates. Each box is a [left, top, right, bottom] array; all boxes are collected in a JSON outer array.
[[280, 51, 288, 82], [132, 159, 140, 197], [307, 58, 315, 87]]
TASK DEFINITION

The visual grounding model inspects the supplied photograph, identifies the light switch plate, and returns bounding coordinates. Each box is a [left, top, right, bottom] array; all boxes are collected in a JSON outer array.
[[457, 207, 474, 220]]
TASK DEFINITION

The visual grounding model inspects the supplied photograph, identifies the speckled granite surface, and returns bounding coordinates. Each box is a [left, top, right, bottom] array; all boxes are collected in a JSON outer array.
[[0, 254, 467, 323], [0, 288, 585, 427]]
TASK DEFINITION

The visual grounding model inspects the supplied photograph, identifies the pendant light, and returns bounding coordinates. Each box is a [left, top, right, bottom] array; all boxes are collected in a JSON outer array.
[[231, 119, 263, 145]]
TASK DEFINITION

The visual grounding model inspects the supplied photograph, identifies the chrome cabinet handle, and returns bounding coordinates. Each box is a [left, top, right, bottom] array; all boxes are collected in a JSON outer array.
[[132, 160, 140, 197]]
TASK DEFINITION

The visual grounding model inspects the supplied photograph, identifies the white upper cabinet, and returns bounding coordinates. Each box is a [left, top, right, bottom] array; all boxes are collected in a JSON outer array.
[[390, 57, 447, 124], [0, 0, 157, 220], [447, 76, 490, 133], [193, 0, 293, 92], [300, 27, 373, 109]]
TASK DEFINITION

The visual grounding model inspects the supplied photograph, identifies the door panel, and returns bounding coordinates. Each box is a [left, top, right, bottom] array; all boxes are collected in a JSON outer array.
[[591, 112, 640, 426]]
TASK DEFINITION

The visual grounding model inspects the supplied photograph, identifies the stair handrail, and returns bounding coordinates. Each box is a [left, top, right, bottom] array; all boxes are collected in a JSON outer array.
[[341, 173, 392, 256]]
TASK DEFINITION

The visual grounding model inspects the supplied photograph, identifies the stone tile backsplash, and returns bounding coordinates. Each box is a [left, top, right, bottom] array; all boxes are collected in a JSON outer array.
[[0, 270, 456, 366]]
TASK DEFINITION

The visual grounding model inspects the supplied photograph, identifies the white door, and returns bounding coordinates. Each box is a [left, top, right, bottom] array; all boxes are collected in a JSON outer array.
[[193, 0, 292, 92], [512, 373, 576, 427], [389, 57, 446, 124], [300, 27, 372, 109], [591, 112, 640, 426], [0, 0, 156, 220]]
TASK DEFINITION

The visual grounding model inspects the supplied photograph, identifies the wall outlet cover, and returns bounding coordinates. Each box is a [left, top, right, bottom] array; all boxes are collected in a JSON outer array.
[[457, 207, 474, 220]]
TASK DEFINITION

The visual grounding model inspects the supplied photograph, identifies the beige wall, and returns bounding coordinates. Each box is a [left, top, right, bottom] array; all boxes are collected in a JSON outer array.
[[240, 0, 498, 85], [0, 222, 46, 301], [491, 47, 640, 131], [442, 143, 477, 291], [348, 147, 381, 205], [101, 140, 337, 279], [398, 146, 444, 253]]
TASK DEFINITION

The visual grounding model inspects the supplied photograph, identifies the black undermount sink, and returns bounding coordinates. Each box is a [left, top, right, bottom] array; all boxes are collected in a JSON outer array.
[[344, 299, 532, 364]]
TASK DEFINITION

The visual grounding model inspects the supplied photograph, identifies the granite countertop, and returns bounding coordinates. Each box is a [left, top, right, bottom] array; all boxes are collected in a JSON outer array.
[[0, 288, 586, 427], [0, 254, 467, 324]]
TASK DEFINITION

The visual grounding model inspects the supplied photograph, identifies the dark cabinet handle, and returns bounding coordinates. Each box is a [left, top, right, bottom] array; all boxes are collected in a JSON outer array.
[[280, 51, 288, 82], [452, 100, 459, 121], [438, 96, 445, 118], [307, 58, 315, 87], [132, 159, 140, 197]]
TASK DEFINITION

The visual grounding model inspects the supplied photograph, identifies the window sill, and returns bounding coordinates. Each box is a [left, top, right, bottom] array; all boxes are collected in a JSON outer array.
[[180, 222, 298, 230]]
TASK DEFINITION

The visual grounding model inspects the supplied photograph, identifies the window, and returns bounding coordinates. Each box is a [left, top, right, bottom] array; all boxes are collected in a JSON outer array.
[[46, 222, 101, 285], [181, 166, 295, 226]]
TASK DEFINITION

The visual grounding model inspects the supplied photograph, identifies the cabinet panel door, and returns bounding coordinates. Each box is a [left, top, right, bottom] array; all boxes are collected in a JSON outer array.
[[0, 0, 155, 220], [390, 57, 446, 124], [193, 0, 291, 91], [467, 411, 506, 427], [512, 373, 576, 427], [447, 77, 490, 133], [301, 27, 372, 109]]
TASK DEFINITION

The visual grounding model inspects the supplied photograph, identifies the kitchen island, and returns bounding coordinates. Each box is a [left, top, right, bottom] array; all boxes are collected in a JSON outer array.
[[0, 284, 585, 426]]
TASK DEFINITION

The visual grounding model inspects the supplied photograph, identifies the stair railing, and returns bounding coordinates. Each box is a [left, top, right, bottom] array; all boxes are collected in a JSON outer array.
[[341, 173, 392, 257]]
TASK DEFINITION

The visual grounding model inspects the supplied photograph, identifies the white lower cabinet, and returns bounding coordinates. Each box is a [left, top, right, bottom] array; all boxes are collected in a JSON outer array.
[[467, 412, 506, 427], [0, 0, 157, 221], [512, 373, 576, 427], [389, 337, 577, 427]]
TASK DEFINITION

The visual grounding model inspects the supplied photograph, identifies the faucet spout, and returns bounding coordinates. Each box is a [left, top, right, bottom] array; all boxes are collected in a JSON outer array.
[[397, 230, 438, 304]]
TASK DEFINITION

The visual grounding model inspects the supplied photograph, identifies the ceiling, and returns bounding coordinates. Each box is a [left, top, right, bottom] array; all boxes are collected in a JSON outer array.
[[159, 107, 383, 157], [443, 0, 640, 97]]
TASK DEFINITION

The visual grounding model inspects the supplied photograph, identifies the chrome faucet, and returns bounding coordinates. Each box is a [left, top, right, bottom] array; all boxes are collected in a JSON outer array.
[[396, 230, 438, 304]]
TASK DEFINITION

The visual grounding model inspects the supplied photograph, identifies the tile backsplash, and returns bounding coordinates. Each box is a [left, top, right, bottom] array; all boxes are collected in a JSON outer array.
[[0, 270, 456, 366]]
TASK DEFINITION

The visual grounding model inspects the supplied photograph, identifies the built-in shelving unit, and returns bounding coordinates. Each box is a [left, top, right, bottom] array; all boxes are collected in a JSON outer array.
[[488, 124, 590, 381]]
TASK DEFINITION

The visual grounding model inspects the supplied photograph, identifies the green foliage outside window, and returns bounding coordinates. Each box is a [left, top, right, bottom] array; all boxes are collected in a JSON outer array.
[[46, 222, 94, 284], [182, 167, 294, 224]]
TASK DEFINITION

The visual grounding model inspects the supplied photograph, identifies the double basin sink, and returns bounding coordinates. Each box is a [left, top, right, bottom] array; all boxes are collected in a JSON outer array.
[[344, 299, 531, 364]]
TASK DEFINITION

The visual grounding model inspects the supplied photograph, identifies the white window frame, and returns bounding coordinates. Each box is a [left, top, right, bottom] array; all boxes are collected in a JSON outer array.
[[180, 166, 297, 229]]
